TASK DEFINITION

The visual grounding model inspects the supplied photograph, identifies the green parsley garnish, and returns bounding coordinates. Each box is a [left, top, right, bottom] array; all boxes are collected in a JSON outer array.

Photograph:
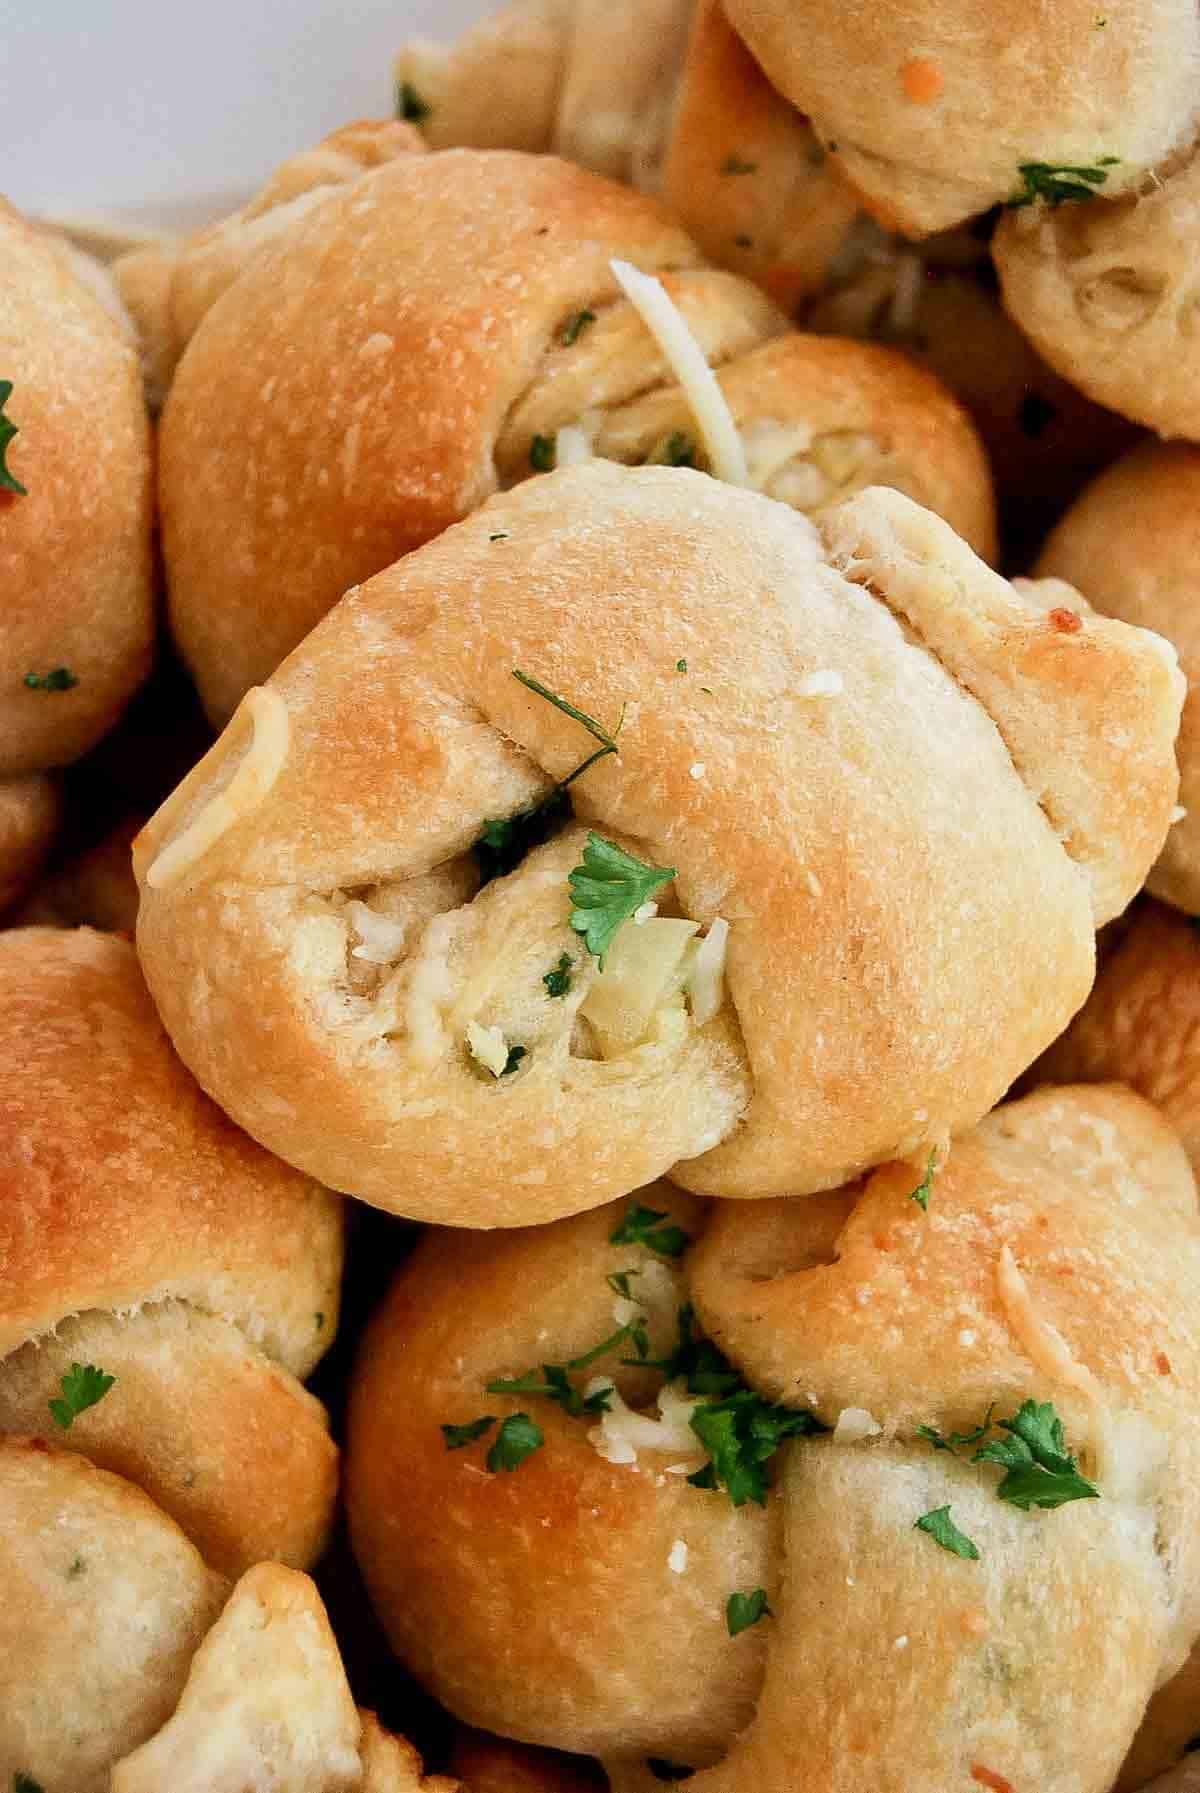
[[14, 1776, 45, 1793], [915, 1505, 980, 1559], [568, 833, 676, 968], [486, 1412, 544, 1473], [49, 1362, 114, 1430], [0, 382, 26, 496], [442, 1416, 496, 1450], [24, 667, 79, 692], [610, 1201, 691, 1260], [918, 1399, 1099, 1511], [607, 1268, 641, 1300], [487, 1317, 650, 1418], [1007, 158, 1119, 209], [489, 531, 508, 541], [395, 80, 430, 123], [689, 1389, 824, 1506], [721, 154, 758, 175], [726, 1587, 772, 1634], [475, 671, 624, 883], [909, 1150, 937, 1212], [501, 1044, 528, 1076], [530, 434, 556, 472], [67, 1555, 86, 1578], [675, 658, 688, 672], [543, 953, 573, 998], [651, 431, 697, 468], [314, 1311, 325, 1331], [562, 308, 597, 346]]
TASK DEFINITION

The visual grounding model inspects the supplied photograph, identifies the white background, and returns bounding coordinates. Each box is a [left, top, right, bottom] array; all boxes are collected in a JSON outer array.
[[4, 0, 488, 233]]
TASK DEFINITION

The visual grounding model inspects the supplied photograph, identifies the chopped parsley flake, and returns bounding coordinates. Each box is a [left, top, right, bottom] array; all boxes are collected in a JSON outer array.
[[689, 1388, 825, 1506], [314, 1311, 325, 1331], [726, 1587, 772, 1634], [662, 431, 697, 467], [0, 382, 26, 496], [1007, 158, 1119, 208], [487, 1317, 650, 1418], [543, 953, 573, 998], [442, 1416, 496, 1450], [500, 1044, 527, 1076], [486, 1411, 544, 1472], [610, 1201, 691, 1260], [908, 1150, 937, 1212], [915, 1505, 980, 1559], [676, 658, 688, 672], [568, 833, 675, 968], [49, 1361, 114, 1430], [721, 154, 758, 175], [396, 81, 430, 123], [67, 1555, 86, 1579], [562, 308, 597, 346], [529, 434, 556, 472], [918, 1398, 1099, 1512], [14, 1776, 45, 1793], [489, 531, 508, 541], [24, 667, 78, 692], [607, 1268, 641, 1301]]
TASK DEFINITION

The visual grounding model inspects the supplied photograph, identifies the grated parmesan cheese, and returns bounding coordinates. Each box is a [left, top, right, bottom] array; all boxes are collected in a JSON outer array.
[[798, 670, 845, 698], [554, 423, 594, 467], [466, 1020, 510, 1079], [684, 917, 729, 1027], [146, 686, 290, 889], [609, 258, 749, 487], [346, 901, 409, 964], [588, 1378, 704, 1468], [667, 1539, 689, 1574], [833, 1407, 882, 1444]]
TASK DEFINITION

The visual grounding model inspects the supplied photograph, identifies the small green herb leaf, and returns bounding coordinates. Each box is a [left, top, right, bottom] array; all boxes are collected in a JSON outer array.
[[1007, 158, 1119, 208], [562, 308, 597, 346], [917, 1406, 995, 1455], [500, 1044, 528, 1076], [24, 667, 79, 692], [610, 1201, 692, 1260], [0, 382, 26, 496], [486, 1412, 544, 1473], [530, 434, 556, 472], [909, 1150, 937, 1212], [396, 80, 430, 123], [543, 953, 573, 998], [14, 1775, 45, 1793], [568, 833, 676, 967], [486, 1318, 649, 1419], [441, 1416, 497, 1450], [675, 658, 688, 672], [726, 1587, 772, 1635], [489, 531, 508, 541], [689, 1389, 825, 1508], [973, 1399, 1099, 1509], [49, 1362, 114, 1430], [915, 1505, 980, 1559], [607, 1268, 641, 1300], [721, 154, 758, 176]]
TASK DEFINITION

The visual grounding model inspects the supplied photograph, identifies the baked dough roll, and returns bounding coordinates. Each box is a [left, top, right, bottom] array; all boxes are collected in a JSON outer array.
[[451, 1730, 605, 1792], [346, 1086, 1200, 1792], [396, 0, 862, 311], [721, 0, 1200, 237], [994, 148, 1200, 441], [807, 239, 1140, 544], [161, 147, 995, 724], [1035, 444, 1200, 912], [15, 811, 141, 932], [135, 466, 1179, 1224], [0, 926, 343, 1576], [0, 198, 154, 775], [113, 119, 423, 410], [0, 772, 59, 914]]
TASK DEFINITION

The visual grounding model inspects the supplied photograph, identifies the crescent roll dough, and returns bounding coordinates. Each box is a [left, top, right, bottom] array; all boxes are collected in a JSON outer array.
[[345, 1085, 1200, 1793], [135, 466, 1181, 1226], [721, 0, 1200, 236], [159, 147, 994, 725]]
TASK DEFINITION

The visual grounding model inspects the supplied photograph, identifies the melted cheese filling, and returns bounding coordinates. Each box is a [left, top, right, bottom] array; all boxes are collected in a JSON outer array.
[[145, 687, 290, 890]]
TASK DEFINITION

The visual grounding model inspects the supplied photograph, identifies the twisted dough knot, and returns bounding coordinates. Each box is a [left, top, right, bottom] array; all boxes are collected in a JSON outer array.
[[159, 146, 992, 726], [136, 466, 1179, 1225], [721, 0, 1200, 236], [995, 148, 1200, 442], [346, 1085, 1200, 1793], [395, 0, 861, 309], [0, 928, 344, 1788]]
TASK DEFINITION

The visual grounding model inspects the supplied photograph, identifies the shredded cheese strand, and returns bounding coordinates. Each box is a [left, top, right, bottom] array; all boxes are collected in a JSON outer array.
[[609, 259, 749, 487], [995, 1244, 1113, 1484], [146, 686, 290, 889]]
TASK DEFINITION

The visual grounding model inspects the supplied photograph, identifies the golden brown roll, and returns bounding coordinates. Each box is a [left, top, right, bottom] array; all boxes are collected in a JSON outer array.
[[396, 0, 862, 311], [1135, 1761, 1200, 1793], [135, 466, 1178, 1225], [0, 926, 342, 1577], [15, 811, 141, 932], [721, 0, 1200, 236], [346, 1085, 1200, 1791], [0, 772, 59, 913], [0, 198, 154, 775], [451, 1731, 605, 1792], [1038, 900, 1200, 1175], [807, 244, 1140, 542], [113, 119, 423, 411], [1035, 443, 1200, 910], [994, 147, 1200, 440]]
